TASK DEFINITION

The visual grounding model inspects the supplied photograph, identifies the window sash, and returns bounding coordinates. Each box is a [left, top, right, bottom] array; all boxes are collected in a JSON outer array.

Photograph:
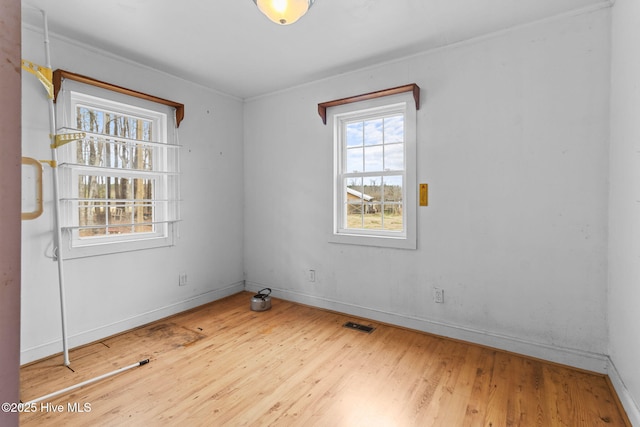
[[65, 167, 168, 244], [335, 104, 408, 239]]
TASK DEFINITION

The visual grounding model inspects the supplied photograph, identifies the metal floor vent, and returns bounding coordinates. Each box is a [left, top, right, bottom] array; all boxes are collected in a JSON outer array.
[[343, 321, 375, 334]]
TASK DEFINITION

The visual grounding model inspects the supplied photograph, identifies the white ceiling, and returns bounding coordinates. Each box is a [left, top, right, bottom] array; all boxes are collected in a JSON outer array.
[[22, 0, 605, 99]]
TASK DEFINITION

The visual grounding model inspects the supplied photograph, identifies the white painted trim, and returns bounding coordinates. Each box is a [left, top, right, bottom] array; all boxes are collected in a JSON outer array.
[[607, 357, 640, 426], [245, 282, 610, 374], [20, 281, 245, 365]]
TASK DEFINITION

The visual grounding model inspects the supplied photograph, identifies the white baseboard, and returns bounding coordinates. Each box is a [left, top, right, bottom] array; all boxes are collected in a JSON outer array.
[[245, 282, 610, 374], [21, 281, 245, 365], [607, 358, 640, 426]]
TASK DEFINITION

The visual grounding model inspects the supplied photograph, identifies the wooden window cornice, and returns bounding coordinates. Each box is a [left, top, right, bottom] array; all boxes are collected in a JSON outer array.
[[53, 69, 185, 127], [317, 83, 420, 125]]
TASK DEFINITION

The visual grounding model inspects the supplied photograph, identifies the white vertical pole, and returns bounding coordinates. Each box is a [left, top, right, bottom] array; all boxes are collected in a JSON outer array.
[[41, 10, 71, 367]]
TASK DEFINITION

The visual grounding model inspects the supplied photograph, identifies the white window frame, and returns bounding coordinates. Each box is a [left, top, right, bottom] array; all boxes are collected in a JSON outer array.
[[56, 83, 179, 259], [330, 93, 417, 250]]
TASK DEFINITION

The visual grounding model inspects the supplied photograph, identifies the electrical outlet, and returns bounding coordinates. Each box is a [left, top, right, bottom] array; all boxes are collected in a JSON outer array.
[[179, 273, 188, 286], [433, 287, 444, 303], [309, 269, 316, 283]]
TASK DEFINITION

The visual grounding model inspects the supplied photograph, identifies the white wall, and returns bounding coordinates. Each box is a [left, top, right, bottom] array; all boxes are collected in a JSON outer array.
[[21, 25, 245, 363], [608, 0, 640, 422], [244, 8, 611, 371], [1, 0, 22, 425]]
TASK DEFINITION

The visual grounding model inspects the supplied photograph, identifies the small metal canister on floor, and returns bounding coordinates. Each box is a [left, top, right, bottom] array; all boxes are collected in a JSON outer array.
[[250, 288, 272, 311]]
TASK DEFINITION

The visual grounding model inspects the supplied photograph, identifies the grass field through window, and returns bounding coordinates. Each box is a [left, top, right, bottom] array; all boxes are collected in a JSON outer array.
[[347, 213, 403, 231]]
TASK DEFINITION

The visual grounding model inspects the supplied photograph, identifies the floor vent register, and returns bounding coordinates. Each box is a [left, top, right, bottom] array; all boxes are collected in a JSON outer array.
[[343, 322, 375, 334]]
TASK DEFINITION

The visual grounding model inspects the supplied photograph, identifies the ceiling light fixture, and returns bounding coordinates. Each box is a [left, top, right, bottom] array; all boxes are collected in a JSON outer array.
[[252, 0, 315, 25]]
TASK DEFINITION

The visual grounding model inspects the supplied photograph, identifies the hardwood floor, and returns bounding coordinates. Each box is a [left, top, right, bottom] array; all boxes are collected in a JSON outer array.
[[20, 292, 630, 426]]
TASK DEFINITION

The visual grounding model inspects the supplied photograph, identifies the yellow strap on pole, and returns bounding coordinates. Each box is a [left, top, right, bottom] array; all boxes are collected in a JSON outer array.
[[21, 59, 54, 99]]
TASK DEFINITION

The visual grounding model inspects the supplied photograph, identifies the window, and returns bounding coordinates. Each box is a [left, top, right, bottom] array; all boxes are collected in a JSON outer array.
[[331, 95, 416, 249], [56, 82, 180, 258]]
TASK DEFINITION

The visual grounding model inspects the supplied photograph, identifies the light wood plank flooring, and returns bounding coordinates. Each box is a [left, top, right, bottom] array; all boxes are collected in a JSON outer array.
[[20, 292, 630, 426]]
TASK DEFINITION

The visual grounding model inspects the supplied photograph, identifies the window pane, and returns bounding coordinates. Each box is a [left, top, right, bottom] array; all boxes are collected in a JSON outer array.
[[77, 138, 106, 167], [103, 139, 116, 168], [78, 175, 106, 201], [383, 176, 403, 231], [346, 122, 363, 147], [364, 145, 383, 172], [109, 140, 131, 169], [363, 177, 382, 229], [364, 176, 382, 200], [384, 115, 404, 143], [346, 177, 364, 228], [133, 178, 154, 233], [116, 177, 133, 201], [77, 107, 104, 133], [79, 201, 106, 237], [134, 201, 153, 233], [384, 143, 404, 171], [364, 119, 383, 146], [107, 202, 131, 235], [138, 146, 153, 171], [346, 147, 364, 173]]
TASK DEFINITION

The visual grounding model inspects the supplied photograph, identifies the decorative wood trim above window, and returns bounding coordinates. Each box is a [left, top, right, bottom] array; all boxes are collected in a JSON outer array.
[[52, 69, 185, 127], [317, 83, 420, 125]]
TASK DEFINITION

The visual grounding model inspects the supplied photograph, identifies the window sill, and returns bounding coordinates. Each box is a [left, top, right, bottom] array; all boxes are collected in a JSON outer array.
[[59, 226, 176, 259], [329, 232, 416, 250]]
